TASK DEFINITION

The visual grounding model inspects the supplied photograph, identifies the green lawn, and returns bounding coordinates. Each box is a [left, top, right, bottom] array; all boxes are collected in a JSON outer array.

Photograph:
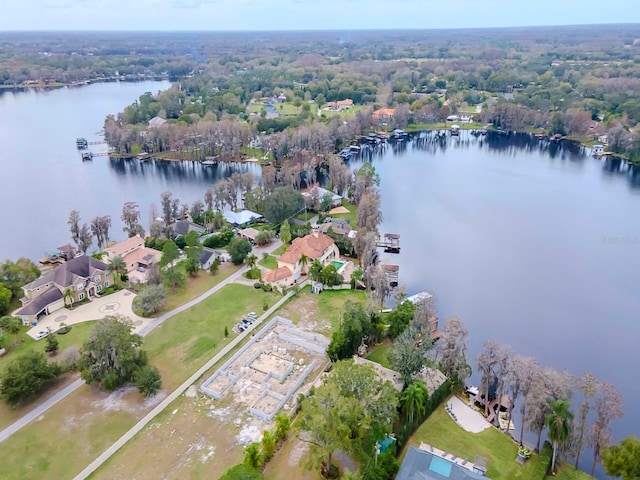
[[316, 288, 366, 330], [0, 321, 96, 376], [295, 211, 315, 222], [329, 199, 357, 226], [272, 244, 288, 256], [144, 283, 281, 389], [404, 406, 549, 480], [0, 283, 282, 479], [405, 406, 591, 480], [158, 263, 239, 314], [406, 121, 484, 131], [366, 345, 392, 369], [259, 254, 278, 269]]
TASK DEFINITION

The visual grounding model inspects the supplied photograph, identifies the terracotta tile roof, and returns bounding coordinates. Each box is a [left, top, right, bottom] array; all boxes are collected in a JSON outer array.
[[278, 233, 335, 265], [373, 108, 396, 119], [262, 266, 293, 283]]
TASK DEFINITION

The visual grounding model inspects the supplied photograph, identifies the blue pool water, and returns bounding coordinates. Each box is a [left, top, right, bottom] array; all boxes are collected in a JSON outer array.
[[429, 456, 453, 477]]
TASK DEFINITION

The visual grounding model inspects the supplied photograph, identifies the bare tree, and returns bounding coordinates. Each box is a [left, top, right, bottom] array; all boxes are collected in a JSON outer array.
[[572, 372, 598, 469], [515, 356, 540, 445], [121, 201, 142, 237], [68, 210, 81, 246], [356, 190, 383, 234], [160, 191, 173, 227], [148, 203, 158, 232], [493, 344, 514, 428], [90, 215, 111, 250], [411, 294, 438, 334], [525, 370, 550, 451], [204, 187, 214, 212], [190, 200, 204, 221], [588, 382, 624, 477], [435, 316, 471, 385], [476, 339, 500, 417], [77, 223, 93, 254], [368, 264, 391, 309]]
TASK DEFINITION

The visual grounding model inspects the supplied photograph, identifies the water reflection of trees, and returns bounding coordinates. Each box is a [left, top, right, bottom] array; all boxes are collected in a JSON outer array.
[[108, 158, 261, 185]]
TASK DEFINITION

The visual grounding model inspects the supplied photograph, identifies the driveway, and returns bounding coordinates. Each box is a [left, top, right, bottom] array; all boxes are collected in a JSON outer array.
[[26, 289, 150, 339]]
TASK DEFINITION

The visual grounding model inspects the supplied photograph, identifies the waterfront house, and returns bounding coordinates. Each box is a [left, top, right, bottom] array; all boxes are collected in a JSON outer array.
[[262, 232, 339, 288], [302, 186, 343, 211], [372, 108, 396, 124], [318, 218, 352, 237], [326, 99, 354, 111], [14, 256, 113, 325], [223, 209, 264, 228], [396, 446, 490, 480], [173, 219, 206, 238], [103, 236, 162, 274]]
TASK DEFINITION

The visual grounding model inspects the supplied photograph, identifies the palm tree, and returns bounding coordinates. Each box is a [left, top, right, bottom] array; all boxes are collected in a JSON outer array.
[[62, 287, 74, 308], [299, 253, 309, 274], [246, 254, 258, 269], [545, 399, 574, 473], [401, 380, 429, 424], [107, 255, 127, 282]]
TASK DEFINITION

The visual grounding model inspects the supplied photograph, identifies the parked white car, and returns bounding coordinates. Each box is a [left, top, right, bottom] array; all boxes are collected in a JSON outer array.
[[35, 330, 48, 340]]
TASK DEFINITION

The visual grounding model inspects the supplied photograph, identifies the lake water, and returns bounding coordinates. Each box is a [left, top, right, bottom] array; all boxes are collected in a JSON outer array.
[[357, 132, 640, 473], [0, 80, 260, 262], [0, 83, 638, 475]]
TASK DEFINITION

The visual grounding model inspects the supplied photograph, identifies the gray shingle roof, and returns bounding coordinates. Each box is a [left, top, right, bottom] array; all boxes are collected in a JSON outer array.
[[15, 287, 63, 316], [24, 255, 108, 291]]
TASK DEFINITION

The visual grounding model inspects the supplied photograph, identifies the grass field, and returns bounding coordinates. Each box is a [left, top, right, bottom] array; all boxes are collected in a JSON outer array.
[[406, 121, 485, 131], [259, 254, 278, 269], [144, 283, 281, 389], [0, 283, 281, 479], [329, 200, 357, 226], [158, 263, 239, 314], [405, 404, 591, 480], [0, 321, 96, 377], [366, 345, 393, 369], [272, 244, 288, 256]]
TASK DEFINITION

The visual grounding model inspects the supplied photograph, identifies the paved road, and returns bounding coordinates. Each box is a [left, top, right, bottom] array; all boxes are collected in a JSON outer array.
[[0, 240, 282, 444], [73, 286, 299, 480]]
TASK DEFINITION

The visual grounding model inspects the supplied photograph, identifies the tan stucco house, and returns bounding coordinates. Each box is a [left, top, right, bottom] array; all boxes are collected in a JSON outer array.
[[262, 232, 339, 288], [104, 236, 162, 273]]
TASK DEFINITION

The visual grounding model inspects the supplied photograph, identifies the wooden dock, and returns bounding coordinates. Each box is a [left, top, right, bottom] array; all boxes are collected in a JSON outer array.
[[377, 233, 400, 253]]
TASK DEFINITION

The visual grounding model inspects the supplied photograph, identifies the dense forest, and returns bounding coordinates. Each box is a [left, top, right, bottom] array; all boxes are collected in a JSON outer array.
[[2, 26, 640, 162]]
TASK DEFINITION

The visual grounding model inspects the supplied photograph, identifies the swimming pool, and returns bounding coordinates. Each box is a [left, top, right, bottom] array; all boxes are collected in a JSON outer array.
[[331, 260, 344, 270], [429, 456, 453, 477]]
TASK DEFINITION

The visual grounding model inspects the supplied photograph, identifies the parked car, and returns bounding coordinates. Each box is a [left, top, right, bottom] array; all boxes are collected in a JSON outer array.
[[35, 330, 48, 340], [247, 312, 257, 318]]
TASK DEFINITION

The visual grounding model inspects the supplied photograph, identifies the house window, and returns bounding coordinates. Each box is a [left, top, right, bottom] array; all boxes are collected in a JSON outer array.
[[79, 293, 85, 301], [77, 283, 84, 291], [95, 275, 101, 282], [96, 285, 102, 292], [104, 281, 109, 288]]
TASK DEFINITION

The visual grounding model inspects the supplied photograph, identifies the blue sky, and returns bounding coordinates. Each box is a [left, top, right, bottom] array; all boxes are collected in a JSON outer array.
[[2, 0, 639, 30]]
